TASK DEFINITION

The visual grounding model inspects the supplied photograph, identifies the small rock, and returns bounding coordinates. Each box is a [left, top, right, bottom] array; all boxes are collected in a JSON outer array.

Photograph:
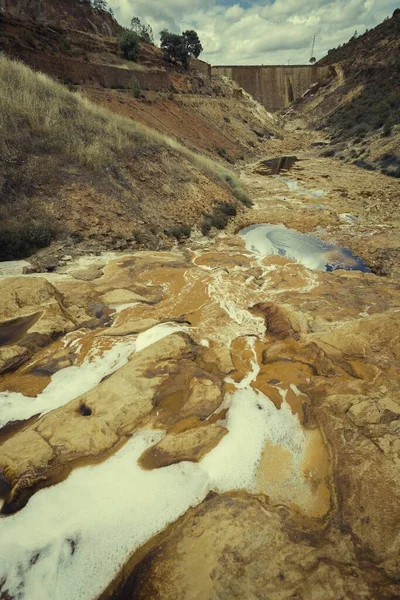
[[70, 266, 104, 282], [37, 256, 59, 273], [114, 239, 129, 250]]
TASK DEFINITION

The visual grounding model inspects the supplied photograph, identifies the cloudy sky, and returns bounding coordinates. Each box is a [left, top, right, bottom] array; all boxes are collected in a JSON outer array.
[[108, 0, 399, 65]]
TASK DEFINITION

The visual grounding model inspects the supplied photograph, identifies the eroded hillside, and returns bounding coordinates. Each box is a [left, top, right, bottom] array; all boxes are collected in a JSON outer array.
[[0, 0, 281, 263], [287, 9, 400, 176]]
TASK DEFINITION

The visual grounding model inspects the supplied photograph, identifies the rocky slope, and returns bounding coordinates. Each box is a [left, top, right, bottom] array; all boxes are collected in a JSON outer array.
[[0, 0, 120, 36], [287, 9, 400, 176], [0, 54, 279, 263]]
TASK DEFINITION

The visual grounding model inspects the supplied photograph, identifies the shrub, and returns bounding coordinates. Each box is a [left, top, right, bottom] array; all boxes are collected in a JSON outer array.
[[0, 220, 55, 261], [200, 217, 212, 236], [118, 30, 140, 61], [383, 117, 394, 137], [131, 75, 141, 98], [166, 224, 191, 240], [210, 210, 229, 230], [217, 147, 227, 159], [390, 167, 400, 178], [218, 202, 237, 216]]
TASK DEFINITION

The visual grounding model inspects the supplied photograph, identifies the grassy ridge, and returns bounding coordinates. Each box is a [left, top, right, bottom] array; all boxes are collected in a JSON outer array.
[[0, 56, 251, 259]]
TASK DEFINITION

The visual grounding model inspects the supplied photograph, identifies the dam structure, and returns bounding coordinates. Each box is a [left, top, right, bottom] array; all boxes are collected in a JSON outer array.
[[212, 65, 331, 112]]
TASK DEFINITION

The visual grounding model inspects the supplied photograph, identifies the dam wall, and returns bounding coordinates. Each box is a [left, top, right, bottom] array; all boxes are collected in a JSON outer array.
[[212, 65, 331, 112]]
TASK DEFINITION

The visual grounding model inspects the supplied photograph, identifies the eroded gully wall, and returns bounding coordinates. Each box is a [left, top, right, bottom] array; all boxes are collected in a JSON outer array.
[[212, 65, 331, 112]]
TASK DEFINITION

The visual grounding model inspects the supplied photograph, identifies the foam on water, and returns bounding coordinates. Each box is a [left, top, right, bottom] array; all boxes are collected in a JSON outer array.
[[0, 260, 30, 280], [135, 322, 188, 352], [0, 323, 186, 428], [282, 178, 326, 199], [207, 270, 265, 343], [0, 387, 307, 600], [241, 223, 369, 272]]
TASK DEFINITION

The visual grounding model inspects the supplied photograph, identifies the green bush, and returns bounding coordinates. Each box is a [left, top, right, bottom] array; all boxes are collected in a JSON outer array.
[[201, 217, 213, 236], [0, 220, 55, 260], [210, 210, 229, 230], [118, 30, 140, 61], [166, 224, 191, 240], [218, 202, 237, 216], [131, 75, 141, 99]]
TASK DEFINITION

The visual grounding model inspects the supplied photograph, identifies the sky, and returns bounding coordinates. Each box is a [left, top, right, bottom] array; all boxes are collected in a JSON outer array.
[[107, 0, 399, 65]]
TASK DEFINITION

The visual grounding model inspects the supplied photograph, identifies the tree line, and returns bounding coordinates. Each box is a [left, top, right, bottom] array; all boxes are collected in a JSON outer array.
[[119, 16, 203, 68], [76, 1, 203, 68]]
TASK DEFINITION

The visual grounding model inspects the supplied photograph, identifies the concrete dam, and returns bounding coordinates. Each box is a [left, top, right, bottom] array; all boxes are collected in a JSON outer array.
[[212, 65, 331, 112]]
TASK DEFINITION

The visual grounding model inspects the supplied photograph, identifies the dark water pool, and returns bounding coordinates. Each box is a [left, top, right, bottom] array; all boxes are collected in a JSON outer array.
[[255, 156, 298, 176], [240, 224, 370, 273]]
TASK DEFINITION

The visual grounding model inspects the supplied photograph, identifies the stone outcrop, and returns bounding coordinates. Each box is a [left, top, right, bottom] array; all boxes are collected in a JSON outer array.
[[139, 425, 228, 469], [0, 277, 84, 373], [0, 332, 226, 513], [108, 492, 400, 600]]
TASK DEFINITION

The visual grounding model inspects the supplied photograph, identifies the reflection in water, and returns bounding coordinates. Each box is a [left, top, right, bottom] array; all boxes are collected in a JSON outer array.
[[255, 156, 298, 176], [0, 312, 42, 347], [241, 224, 370, 272]]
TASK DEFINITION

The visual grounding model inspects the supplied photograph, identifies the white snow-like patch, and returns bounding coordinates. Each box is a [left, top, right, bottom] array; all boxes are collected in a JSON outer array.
[[0, 260, 30, 280], [0, 323, 187, 428], [0, 337, 137, 428], [0, 388, 307, 600], [241, 223, 328, 271]]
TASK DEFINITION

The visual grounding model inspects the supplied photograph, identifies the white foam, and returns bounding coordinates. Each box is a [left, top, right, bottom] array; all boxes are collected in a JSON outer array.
[[134, 322, 188, 352], [108, 302, 139, 313], [0, 387, 307, 600], [0, 430, 209, 600], [207, 270, 265, 344], [0, 336, 137, 428], [0, 260, 30, 280], [0, 324, 187, 428]]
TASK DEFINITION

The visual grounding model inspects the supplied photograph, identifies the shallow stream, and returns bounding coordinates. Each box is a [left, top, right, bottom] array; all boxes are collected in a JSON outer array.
[[0, 164, 380, 599]]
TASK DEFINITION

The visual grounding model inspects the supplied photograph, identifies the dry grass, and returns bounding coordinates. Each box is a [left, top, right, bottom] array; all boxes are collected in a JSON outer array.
[[0, 55, 251, 259], [0, 55, 250, 202]]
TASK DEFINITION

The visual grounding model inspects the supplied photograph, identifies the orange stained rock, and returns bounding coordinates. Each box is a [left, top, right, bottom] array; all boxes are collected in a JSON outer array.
[[193, 251, 252, 270], [228, 336, 257, 384]]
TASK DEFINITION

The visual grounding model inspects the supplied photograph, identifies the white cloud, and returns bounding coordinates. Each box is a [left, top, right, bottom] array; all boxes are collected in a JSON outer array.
[[108, 0, 399, 64]]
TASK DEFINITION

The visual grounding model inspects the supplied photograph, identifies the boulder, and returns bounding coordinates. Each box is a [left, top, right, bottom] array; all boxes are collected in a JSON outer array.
[[0, 278, 79, 373], [139, 425, 228, 469]]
